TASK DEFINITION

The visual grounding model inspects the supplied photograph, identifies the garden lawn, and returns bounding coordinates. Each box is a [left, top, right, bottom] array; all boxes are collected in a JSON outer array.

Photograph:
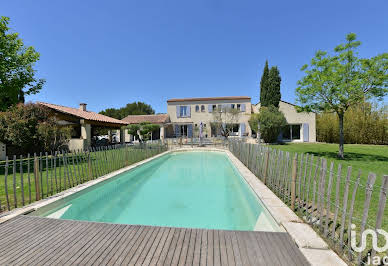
[[270, 142, 388, 252], [270, 143, 388, 179]]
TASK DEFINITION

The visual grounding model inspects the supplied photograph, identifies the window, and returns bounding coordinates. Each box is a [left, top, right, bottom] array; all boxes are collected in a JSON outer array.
[[282, 124, 301, 140], [195, 105, 199, 112], [226, 124, 239, 136], [212, 105, 217, 111], [237, 104, 241, 110], [292, 125, 301, 140], [231, 104, 235, 109], [180, 106, 188, 117], [201, 105, 205, 112]]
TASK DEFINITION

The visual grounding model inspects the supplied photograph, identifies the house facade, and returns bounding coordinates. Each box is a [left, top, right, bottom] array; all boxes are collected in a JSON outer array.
[[253, 101, 316, 143], [117, 96, 316, 143], [167, 96, 252, 138]]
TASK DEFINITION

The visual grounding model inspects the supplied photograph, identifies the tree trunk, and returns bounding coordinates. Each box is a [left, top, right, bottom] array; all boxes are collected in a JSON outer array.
[[338, 112, 345, 159]]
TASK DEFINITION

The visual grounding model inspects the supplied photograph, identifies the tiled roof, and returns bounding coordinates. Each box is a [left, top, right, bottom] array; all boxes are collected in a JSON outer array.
[[167, 96, 251, 103], [121, 114, 170, 124], [38, 102, 127, 125]]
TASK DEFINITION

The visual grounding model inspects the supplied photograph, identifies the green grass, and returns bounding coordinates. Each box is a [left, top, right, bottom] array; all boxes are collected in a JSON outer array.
[[266, 143, 388, 260], [270, 143, 388, 179], [0, 145, 166, 213]]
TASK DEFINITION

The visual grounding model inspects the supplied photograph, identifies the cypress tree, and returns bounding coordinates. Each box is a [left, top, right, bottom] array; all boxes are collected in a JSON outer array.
[[268, 66, 281, 107], [260, 60, 270, 106]]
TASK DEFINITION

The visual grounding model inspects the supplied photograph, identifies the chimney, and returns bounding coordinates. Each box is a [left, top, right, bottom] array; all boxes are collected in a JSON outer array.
[[79, 103, 87, 111]]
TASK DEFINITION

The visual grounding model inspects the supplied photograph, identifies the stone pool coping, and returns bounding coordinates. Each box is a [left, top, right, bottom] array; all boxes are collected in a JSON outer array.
[[0, 147, 346, 265]]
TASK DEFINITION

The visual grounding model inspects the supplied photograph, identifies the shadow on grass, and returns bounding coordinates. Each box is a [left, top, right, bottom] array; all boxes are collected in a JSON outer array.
[[306, 151, 388, 162], [271, 143, 388, 162]]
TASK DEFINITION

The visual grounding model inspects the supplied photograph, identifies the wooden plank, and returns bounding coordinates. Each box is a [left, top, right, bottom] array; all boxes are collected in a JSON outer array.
[[224, 230, 236, 266], [45, 152, 49, 197], [243, 231, 266, 265], [206, 229, 214, 266], [142, 227, 169, 266], [310, 158, 321, 224], [301, 154, 309, 211], [183, 228, 197, 266], [297, 153, 304, 211], [346, 169, 361, 256], [199, 230, 208, 266], [91, 226, 133, 264], [192, 228, 203, 266], [20, 155, 24, 206], [39, 221, 105, 265], [132, 226, 161, 265], [73, 224, 123, 265], [331, 164, 342, 238], [12, 155, 17, 208], [162, 227, 181, 265], [0, 218, 67, 264], [82, 224, 129, 265], [0, 217, 311, 266], [256, 232, 283, 266], [75, 150, 82, 183], [170, 228, 187, 266], [100, 225, 140, 265], [27, 153, 31, 204], [371, 175, 388, 258], [339, 166, 352, 247], [357, 173, 376, 263], [234, 230, 251, 266], [11, 219, 84, 265], [305, 154, 314, 215], [291, 153, 298, 210], [324, 161, 335, 237], [154, 227, 176, 266], [3, 157, 10, 211], [213, 229, 221, 266], [178, 228, 192, 266], [71, 152, 78, 185], [318, 158, 327, 232]]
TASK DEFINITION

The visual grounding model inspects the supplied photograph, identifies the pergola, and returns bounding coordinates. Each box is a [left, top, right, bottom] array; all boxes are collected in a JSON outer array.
[[121, 114, 171, 141], [38, 102, 128, 151]]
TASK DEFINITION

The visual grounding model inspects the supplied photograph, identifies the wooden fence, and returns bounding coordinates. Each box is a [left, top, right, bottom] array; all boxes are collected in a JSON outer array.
[[229, 141, 388, 265], [0, 143, 167, 214]]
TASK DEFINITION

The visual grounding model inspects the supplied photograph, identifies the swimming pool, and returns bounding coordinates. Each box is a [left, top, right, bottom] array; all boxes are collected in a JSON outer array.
[[31, 151, 280, 231]]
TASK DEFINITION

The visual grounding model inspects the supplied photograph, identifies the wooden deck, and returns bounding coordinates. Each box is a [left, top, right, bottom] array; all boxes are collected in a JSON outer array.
[[0, 216, 309, 265]]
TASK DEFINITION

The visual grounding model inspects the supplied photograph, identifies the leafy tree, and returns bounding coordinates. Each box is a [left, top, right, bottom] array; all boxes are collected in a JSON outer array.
[[268, 66, 281, 107], [260, 60, 270, 107], [99, 102, 155, 119], [0, 103, 71, 154], [256, 106, 287, 143], [211, 106, 240, 138], [0, 16, 45, 111], [125, 122, 160, 141], [296, 33, 388, 158], [248, 113, 260, 135]]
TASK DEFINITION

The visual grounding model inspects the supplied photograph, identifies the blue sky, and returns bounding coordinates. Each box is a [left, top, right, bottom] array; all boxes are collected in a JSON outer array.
[[2, 0, 388, 114]]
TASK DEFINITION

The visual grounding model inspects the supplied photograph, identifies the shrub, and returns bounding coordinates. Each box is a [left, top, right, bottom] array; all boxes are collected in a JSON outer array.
[[256, 106, 287, 143], [317, 102, 387, 144], [0, 103, 71, 154]]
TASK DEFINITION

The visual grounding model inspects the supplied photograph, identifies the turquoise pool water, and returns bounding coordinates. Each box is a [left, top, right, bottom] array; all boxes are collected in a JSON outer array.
[[32, 151, 280, 231]]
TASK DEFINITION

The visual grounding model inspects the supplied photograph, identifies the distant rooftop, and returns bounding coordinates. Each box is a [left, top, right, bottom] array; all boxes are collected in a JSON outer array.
[[121, 114, 170, 124], [167, 96, 251, 103], [38, 102, 127, 125]]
